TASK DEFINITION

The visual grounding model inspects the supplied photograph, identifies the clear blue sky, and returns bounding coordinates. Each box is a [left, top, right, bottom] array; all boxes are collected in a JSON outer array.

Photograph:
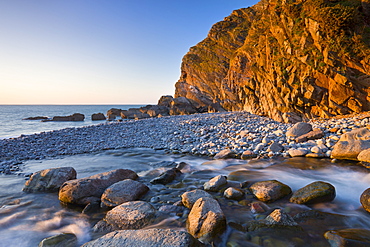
[[0, 0, 258, 104]]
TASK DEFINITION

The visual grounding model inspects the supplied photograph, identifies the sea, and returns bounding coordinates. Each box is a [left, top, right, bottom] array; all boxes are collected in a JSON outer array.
[[0, 104, 144, 139], [1, 105, 370, 246]]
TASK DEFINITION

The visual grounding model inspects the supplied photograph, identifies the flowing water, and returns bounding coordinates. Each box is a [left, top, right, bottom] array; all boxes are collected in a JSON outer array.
[[1, 148, 370, 246]]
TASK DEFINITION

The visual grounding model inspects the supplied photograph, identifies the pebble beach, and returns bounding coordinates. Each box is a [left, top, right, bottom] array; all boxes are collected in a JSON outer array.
[[1, 111, 369, 175]]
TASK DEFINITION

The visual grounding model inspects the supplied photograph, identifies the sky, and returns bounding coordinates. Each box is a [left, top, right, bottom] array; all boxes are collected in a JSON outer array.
[[0, 0, 259, 105]]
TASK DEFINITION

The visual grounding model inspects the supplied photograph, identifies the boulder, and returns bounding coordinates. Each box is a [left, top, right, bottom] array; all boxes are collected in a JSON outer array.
[[286, 122, 313, 138], [101, 179, 149, 207], [223, 187, 244, 200], [91, 113, 106, 121], [295, 129, 325, 143], [288, 148, 308, 157], [241, 150, 257, 159], [357, 148, 370, 163], [107, 108, 122, 120], [181, 189, 213, 209], [214, 149, 236, 159], [267, 142, 284, 153], [187, 197, 226, 242], [121, 109, 150, 119], [23, 167, 76, 193], [140, 105, 170, 117], [39, 233, 77, 247], [265, 209, 298, 227], [23, 116, 49, 120], [82, 229, 203, 247], [203, 175, 227, 192], [249, 180, 292, 203], [150, 168, 182, 185], [50, 113, 85, 121], [360, 188, 370, 213], [59, 169, 138, 205], [169, 97, 198, 115], [290, 181, 336, 204], [331, 128, 370, 160], [158, 95, 175, 108], [324, 228, 370, 247], [94, 201, 156, 232]]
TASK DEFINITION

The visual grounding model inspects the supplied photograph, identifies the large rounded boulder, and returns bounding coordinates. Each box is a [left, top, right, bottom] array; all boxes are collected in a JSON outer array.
[[290, 181, 336, 204], [360, 188, 370, 213], [101, 179, 149, 207], [23, 167, 76, 193], [249, 180, 292, 203], [59, 169, 138, 205], [331, 128, 370, 160]]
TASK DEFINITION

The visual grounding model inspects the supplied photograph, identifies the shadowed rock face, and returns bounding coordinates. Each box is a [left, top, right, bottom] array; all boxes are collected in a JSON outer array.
[[175, 0, 370, 122]]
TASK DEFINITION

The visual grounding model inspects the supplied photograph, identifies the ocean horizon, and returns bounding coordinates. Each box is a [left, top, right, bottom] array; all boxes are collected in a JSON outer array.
[[0, 104, 145, 139]]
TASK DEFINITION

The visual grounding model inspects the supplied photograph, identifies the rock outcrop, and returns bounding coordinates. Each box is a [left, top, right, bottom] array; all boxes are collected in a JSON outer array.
[[45, 113, 85, 121], [174, 0, 370, 122]]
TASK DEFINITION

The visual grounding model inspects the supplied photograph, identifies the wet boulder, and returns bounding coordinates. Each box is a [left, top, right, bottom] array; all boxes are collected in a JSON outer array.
[[187, 197, 226, 242], [23, 167, 76, 193], [39, 233, 77, 247], [250, 180, 292, 203], [324, 228, 370, 247], [181, 189, 213, 209], [150, 168, 182, 185], [203, 175, 227, 192], [331, 128, 370, 160], [214, 149, 236, 159], [290, 181, 336, 204], [82, 229, 204, 247], [286, 122, 313, 138], [93, 201, 156, 232], [101, 179, 149, 207], [59, 169, 138, 205], [360, 188, 370, 213], [241, 150, 257, 160], [223, 187, 244, 200], [265, 209, 299, 227]]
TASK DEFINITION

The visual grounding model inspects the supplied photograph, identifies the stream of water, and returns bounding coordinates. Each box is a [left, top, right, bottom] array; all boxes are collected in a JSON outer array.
[[1, 148, 369, 246]]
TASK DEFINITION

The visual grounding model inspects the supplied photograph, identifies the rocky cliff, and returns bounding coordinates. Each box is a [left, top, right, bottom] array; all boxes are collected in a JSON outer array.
[[175, 0, 370, 122]]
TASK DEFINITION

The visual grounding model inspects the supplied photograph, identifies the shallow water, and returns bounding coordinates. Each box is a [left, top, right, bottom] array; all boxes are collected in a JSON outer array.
[[1, 148, 370, 246]]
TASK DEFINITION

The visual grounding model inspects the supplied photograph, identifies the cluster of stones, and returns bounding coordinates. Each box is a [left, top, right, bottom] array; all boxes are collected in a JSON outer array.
[[3, 111, 370, 175], [106, 95, 225, 120], [24, 113, 106, 121], [24, 161, 370, 246]]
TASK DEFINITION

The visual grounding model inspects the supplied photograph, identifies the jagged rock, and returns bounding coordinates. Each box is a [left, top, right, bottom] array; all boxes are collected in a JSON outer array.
[[150, 168, 182, 185], [223, 187, 244, 200], [59, 169, 138, 205], [360, 188, 370, 213], [158, 95, 175, 108], [181, 189, 213, 209], [39, 233, 77, 247], [290, 181, 336, 204], [121, 108, 150, 119], [187, 197, 226, 242], [169, 97, 198, 115], [214, 149, 236, 159], [174, 1, 370, 121], [331, 128, 370, 160], [324, 228, 370, 247], [46, 113, 84, 122], [23, 167, 76, 193], [101, 179, 149, 207], [82, 229, 204, 247], [286, 122, 313, 138], [265, 209, 298, 227], [92, 113, 106, 121], [203, 175, 227, 192], [94, 201, 156, 232], [140, 105, 170, 117], [249, 180, 292, 203]]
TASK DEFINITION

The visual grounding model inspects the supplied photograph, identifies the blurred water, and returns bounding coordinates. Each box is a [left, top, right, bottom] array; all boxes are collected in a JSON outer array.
[[0, 105, 144, 139], [1, 149, 370, 246]]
